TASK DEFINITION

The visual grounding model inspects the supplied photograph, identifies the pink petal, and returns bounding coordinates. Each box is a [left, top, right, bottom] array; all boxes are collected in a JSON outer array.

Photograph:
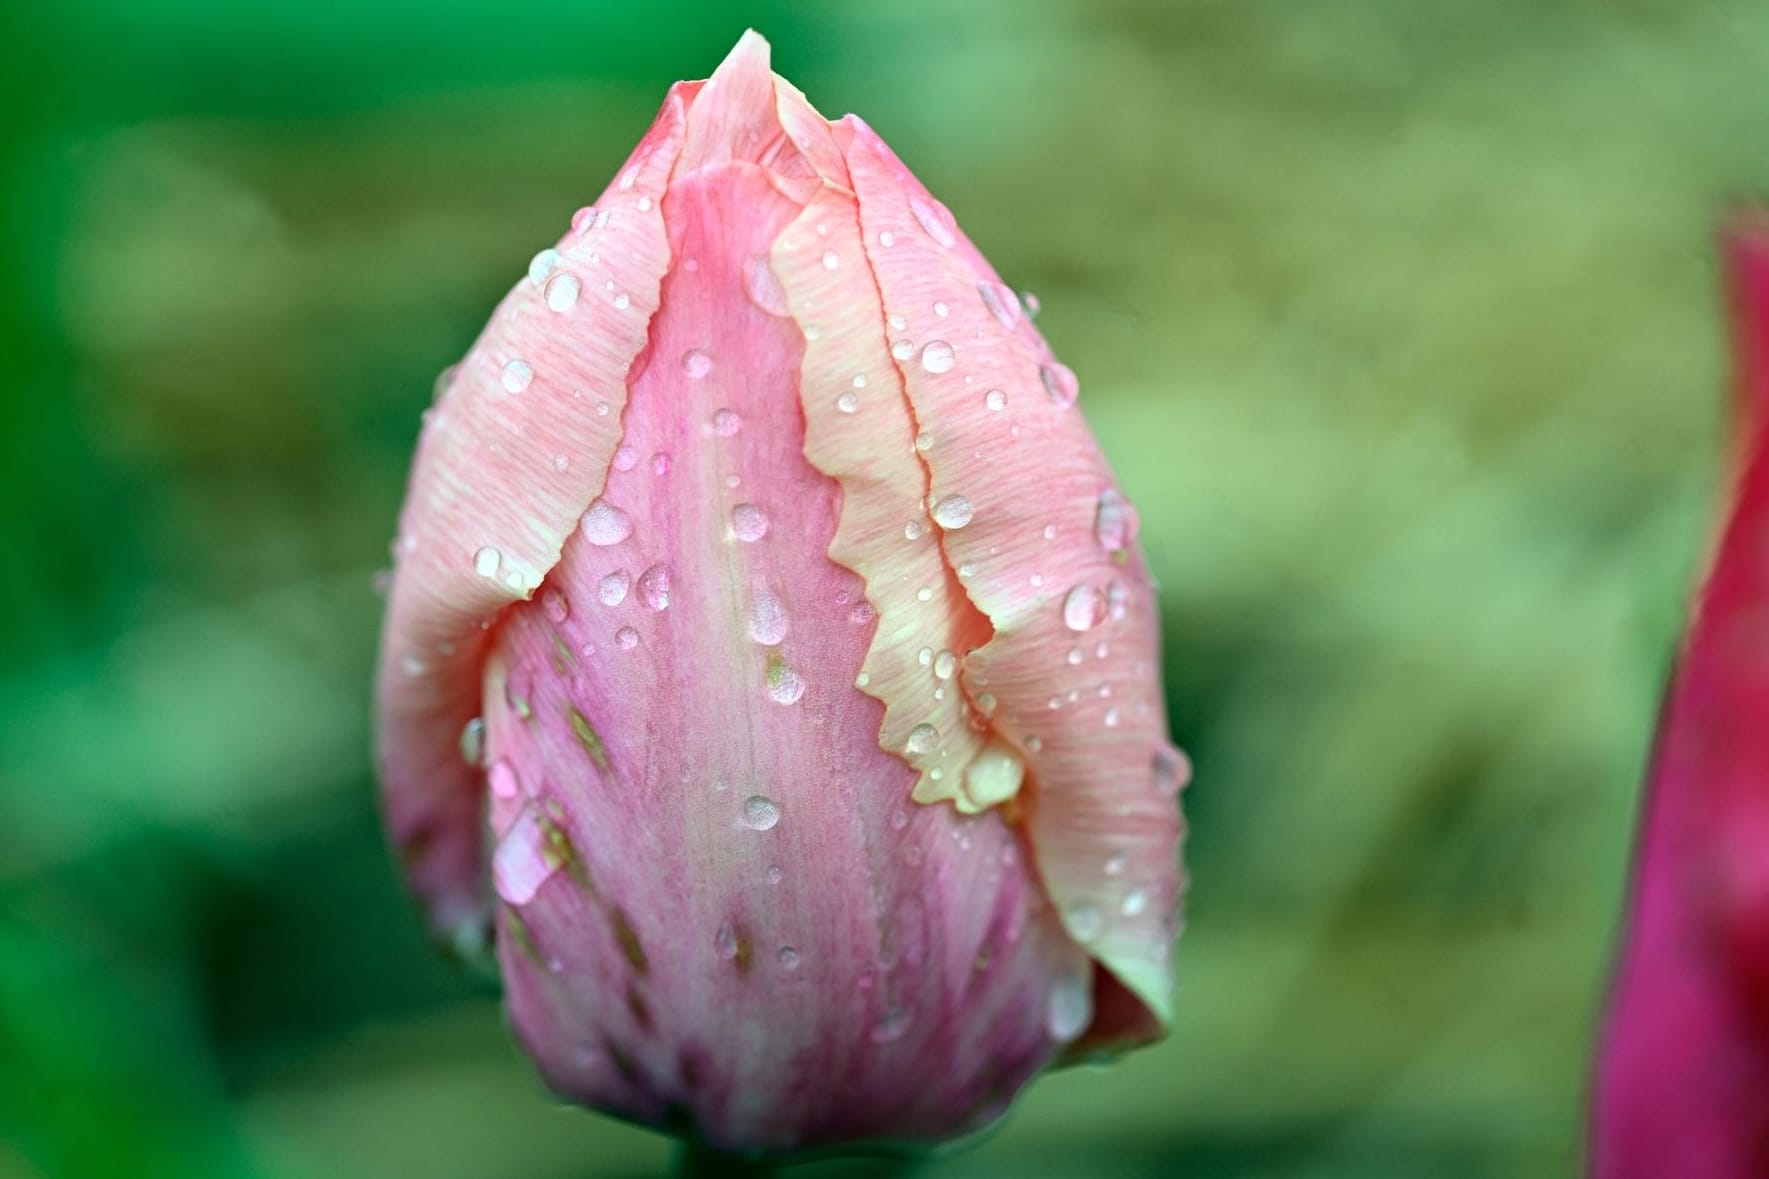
[[375, 83, 686, 946], [482, 102, 1090, 1149], [1593, 218, 1769, 1176], [840, 117, 1186, 1033]]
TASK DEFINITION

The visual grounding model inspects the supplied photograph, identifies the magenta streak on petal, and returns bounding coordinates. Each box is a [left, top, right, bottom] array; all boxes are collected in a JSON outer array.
[[482, 154, 1089, 1153]]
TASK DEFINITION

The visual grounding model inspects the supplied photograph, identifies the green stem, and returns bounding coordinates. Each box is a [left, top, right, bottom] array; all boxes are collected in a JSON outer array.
[[672, 1143, 780, 1178]]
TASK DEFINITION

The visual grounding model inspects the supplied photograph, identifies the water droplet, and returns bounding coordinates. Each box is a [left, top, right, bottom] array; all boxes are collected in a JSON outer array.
[[636, 195, 653, 211], [916, 585, 934, 602], [750, 590, 788, 645], [964, 743, 1025, 809], [889, 807, 909, 831], [616, 626, 639, 650], [978, 280, 1023, 331], [682, 349, 713, 379], [1121, 888, 1148, 917], [1153, 746, 1190, 796], [552, 453, 570, 472], [544, 272, 580, 312], [731, 503, 769, 542], [744, 255, 789, 315], [1066, 647, 1084, 666], [1067, 903, 1104, 942], [778, 946, 800, 969], [743, 795, 781, 831], [501, 359, 534, 393], [767, 656, 806, 705], [1022, 291, 1042, 317], [581, 499, 633, 545], [910, 196, 957, 247], [837, 391, 860, 413], [914, 431, 933, 452], [712, 408, 742, 436], [888, 313, 907, 331], [528, 248, 562, 285], [920, 340, 956, 373], [492, 807, 558, 905], [1104, 852, 1129, 876], [612, 292, 631, 310], [638, 563, 671, 611], [598, 570, 630, 606], [542, 589, 570, 623], [571, 206, 598, 234], [488, 758, 520, 799], [1063, 584, 1105, 631], [1095, 489, 1137, 553], [890, 339, 915, 361], [985, 388, 1007, 411], [976, 692, 997, 715], [460, 717, 487, 765], [931, 495, 973, 529], [652, 452, 672, 476], [766, 864, 783, 884], [1025, 735, 1044, 753], [1043, 524, 1058, 541], [904, 519, 925, 541], [1040, 363, 1079, 407], [1103, 706, 1120, 728], [619, 167, 637, 191], [1046, 972, 1093, 1040], [822, 250, 839, 270], [1106, 579, 1129, 621], [715, 922, 739, 961], [933, 649, 957, 680], [879, 230, 896, 247], [870, 1007, 912, 1044], [474, 546, 502, 578], [934, 301, 949, 317], [905, 723, 938, 754]]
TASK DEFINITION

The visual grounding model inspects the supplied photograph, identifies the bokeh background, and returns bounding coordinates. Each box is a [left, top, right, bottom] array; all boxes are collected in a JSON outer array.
[[4, 0, 1764, 1174]]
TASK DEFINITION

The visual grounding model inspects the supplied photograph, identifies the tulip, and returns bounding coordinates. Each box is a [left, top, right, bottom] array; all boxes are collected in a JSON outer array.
[[375, 31, 1187, 1157], [1592, 215, 1769, 1177]]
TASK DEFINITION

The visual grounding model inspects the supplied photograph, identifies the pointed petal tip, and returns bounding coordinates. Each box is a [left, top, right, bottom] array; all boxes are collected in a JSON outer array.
[[713, 29, 774, 80]]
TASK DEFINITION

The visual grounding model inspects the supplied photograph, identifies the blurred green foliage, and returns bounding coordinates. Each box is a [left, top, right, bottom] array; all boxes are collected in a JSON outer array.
[[3, 0, 1765, 1175]]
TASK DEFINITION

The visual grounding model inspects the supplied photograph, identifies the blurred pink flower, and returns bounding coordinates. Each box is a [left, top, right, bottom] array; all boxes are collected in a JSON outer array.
[[375, 32, 1186, 1154], [1593, 214, 1769, 1177]]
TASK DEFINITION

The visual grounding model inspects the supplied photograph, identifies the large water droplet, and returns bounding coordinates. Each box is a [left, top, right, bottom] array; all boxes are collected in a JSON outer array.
[[598, 569, 631, 606], [682, 349, 713, 379], [1046, 971, 1094, 1041], [459, 717, 487, 766], [638, 563, 671, 611], [745, 255, 790, 315], [544, 272, 580, 312], [492, 807, 559, 905], [581, 499, 633, 545], [474, 546, 502, 578], [743, 795, 781, 831], [712, 408, 742, 437], [1067, 903, 1104, 942], [964, 742, 1025, 809], [978, 280, 1023, 331], [932, 649, 957, 680], [502, 359, 534, 393], [749, 590, 789, 645], [931, 495, 973, 529], [910, 196, 957, 248], [731, 503, 769, 542], [905, 723, 938, 754], [528, 248, 562, 285], [1095, 489, 1136, 553], [870, 1007, 912, 1045], [920, 340, 956, 373], [767, 657, 806, 705], [1062, 584, 1105, 631], [1040, 363, 1079, 407]]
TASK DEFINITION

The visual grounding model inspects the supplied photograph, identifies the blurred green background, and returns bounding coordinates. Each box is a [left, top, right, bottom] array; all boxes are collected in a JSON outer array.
[[2, 0, 1762, 1174]]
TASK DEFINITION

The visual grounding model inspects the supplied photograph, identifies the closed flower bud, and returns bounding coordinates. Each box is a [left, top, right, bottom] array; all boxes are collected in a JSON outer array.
[[376, 31, 1187, 1156]]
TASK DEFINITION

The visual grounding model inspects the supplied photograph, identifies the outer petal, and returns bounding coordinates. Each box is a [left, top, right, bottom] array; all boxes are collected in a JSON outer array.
[[375, 89, 685, 947], [480, 144, 1092, 1152], [1594, 219, 1769, 1177], [842, 117, 1186, 1034]]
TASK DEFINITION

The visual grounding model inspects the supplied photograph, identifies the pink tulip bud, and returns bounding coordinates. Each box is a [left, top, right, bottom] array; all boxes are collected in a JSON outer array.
[[1592, 214, 1769, 1176], [375, 32, 1186, 1154]]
